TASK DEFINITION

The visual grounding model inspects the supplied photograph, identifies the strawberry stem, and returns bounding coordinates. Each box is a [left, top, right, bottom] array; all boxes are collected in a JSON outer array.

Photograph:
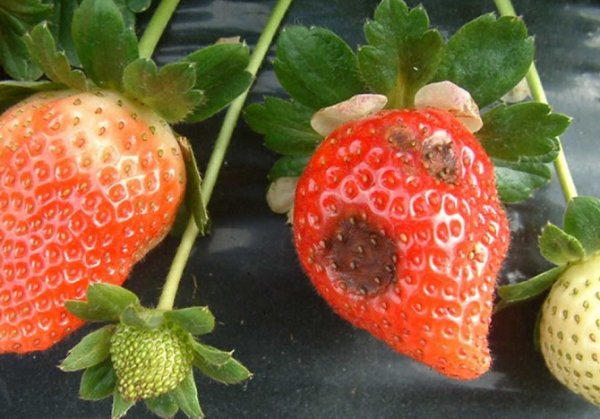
[[156, 0, 294, 311], [494, 0, 578, 202], [138, 0, 182, 59]]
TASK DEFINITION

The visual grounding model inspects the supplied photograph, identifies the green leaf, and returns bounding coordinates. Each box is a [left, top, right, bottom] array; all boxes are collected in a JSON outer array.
[[23, 23, 91, 91], [112, 390, 134, 419], [274, 26, 365, 109], [80, 358, 117, 401], [245, 97, 322, 156], [0, 0, 52, 80], [112, 0, 136, 27], [193, 352, 252, 385], [86, 283, 140, 321], [146, 393, 179, 419], [268, 155, 310, 181], [539, 223, 586, 266], [358, 0, 443, 108], [497, 266, 567, 309], [191, 341, 232, 366], [127, 0, 152, 13], [177, 137, 210, 236], [173, 371, 204, 419], [564, 197, 600, 255], [123, 59, 203, 123], [120, 306, 165, 330], [60, 325, 114, 371], [185, 42, 253, 122], [48, 0, 81, 67], [164, 307, 215, 335], [72, 0, 139, 90], [0, 80, 63, 113], [493, 160, 552, 203], [169, 204, 190, 238], [434, 14, 534, 108], [477, 103, 570, 163], [65, 300, 116, 322]]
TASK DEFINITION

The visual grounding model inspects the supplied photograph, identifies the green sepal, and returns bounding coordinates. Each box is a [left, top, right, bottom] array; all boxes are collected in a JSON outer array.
[[274, 26, 365, 110], [193, 351, 252, 385], [434, 13, 534, 108], [120, 306, 165, 330], [164, 306, 215, 335], [72, 0, 139, 90], [65, 300, 117, 322], [268, 155, 311, 182], [493, 160, 552, 203], [0, 80, 63, 113], [80, 358, 118, 401], [185, 42, 252, 122], [60, 325, 115, 371], [169, 204, 191, 238], [112, 390, 135, 419], [127, 0, 153, 13], [173, 370, 204, 419], [477, 103, 570, 164], [48, 0, 81, 67], [0, 0, 52, 80], [178, 137, 210, 236], [564, 197, 600, 256], [123, 59, 203, 123], [496, 266, 567, 311], [244, 97, 322, 156], [85, 283, 141, 321], [146, 392, 180, 419], [539, 223, 586, 266], [358, 0, 443, 108], [23, 22, 92, 91], [191, 341, 232, 366]]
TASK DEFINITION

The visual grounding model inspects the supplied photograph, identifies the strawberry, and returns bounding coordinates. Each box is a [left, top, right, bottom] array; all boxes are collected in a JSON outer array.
[[539, 253, 600, 406], [293, 108, 509, 379], [246, 0, 572, 380], [110, 322, 194, 401], [0, 90, 186, 353]]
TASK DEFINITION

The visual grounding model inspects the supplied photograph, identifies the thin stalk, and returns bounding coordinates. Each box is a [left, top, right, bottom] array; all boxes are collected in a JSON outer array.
[[138, 0, 182, 59], [494, 0, 577, 202], [157, 0, 294, 310]]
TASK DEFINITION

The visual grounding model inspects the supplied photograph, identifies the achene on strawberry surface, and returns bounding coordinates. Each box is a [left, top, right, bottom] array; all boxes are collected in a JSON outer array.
[[0, 90, 186, 353], [294, 108, 510, 379]]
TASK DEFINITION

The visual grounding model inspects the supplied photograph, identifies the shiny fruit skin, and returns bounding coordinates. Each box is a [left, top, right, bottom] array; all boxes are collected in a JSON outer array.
[[294, 108, 509, 379], [540, 253, 600, 406], [0, 90, 186, 353]]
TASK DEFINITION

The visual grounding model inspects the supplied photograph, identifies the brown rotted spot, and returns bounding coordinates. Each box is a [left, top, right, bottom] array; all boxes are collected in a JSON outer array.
[[387, 125, 418, 151], [321, 216, 397, 297], [422, 135, 458, 184]]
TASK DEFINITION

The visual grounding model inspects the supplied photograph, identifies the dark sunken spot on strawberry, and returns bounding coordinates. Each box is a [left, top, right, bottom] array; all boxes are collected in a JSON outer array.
[[422, 135, 458, 184], [322, 216, 397, 296], [388, 125, 417, 151]]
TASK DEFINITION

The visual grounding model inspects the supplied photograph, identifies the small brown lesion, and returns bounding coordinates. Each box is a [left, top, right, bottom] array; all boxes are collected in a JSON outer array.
[[422, 135, 458, 184], [320, 217, 397, 297], [388, 125, 418, 151]]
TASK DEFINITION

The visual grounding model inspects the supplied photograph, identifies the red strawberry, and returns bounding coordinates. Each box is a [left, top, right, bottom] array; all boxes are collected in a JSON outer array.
[[0, 90, 186, 353], [293, 108, 509, 379]]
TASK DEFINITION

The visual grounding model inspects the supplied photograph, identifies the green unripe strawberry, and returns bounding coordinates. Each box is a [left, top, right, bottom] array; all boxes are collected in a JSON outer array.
[[540, 253, 600, 406], [110, 323, 194, 401]]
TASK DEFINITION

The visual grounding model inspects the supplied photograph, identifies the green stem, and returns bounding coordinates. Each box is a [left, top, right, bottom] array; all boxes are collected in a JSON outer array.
[[138, 0, 182, 59], [494, 0, 578, 202], [156, 0, 294, 311]]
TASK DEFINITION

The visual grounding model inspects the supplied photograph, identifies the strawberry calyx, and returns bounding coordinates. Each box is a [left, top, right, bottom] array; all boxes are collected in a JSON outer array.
[[61, 283, 251, 419], [245, 0, 572, 206], [497, 197, 600, 313]]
